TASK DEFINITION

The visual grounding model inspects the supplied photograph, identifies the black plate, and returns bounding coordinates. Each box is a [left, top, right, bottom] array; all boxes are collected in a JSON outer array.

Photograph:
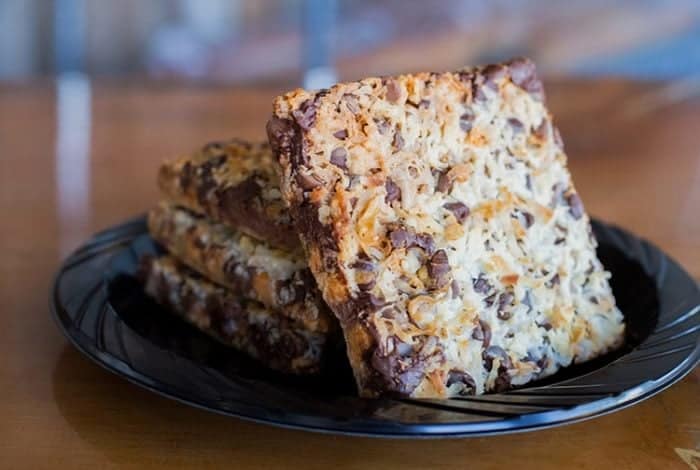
[[51, 216, 700, 438]]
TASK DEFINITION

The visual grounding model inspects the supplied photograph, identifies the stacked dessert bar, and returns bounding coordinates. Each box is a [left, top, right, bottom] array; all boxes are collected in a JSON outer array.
[[140, 139, 337, 374], [143, 58, 625, 397]]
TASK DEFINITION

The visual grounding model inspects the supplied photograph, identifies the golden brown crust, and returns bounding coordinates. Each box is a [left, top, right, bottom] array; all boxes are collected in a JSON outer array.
[[157, 139, 300, 251]]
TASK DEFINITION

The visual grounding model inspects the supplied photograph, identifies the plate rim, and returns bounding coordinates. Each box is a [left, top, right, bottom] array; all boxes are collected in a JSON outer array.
[[50, 216, 700, 438]]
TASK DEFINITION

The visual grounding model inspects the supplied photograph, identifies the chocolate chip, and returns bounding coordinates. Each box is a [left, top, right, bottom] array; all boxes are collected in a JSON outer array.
[[195, 157, 224, 203], [538, 321, 553, 331], [378, 305, 407, 324], [419, 99, 430, 109], [523, 79, 544, 101], [464, 71, 488, 102], [471, 319, 491, 347], [522, 211, 534, 228], [354, 291, 385, 312], [390, 228, 413, 249], [389, 228, 434, 253], [459, 110, 475, 132], [566, 193, 584, 219], [484, 292, 497, 307], [483, 345, 513, 372], [292, 99, 317, 130], [296, 172, 323, 190], [293, 202, 339, 272], [589, 296, 599, 304], [371, 348, 423, 396], [554, 237, 565, 245], [343, 93, 360, 114], [493, 371, 511, 392], [392, 131, 404, 150], [525, 174, 533, 191], [508, 118, 524, 133], [526, 80, 545, 102], [451, 279, 460, 299], [385, 178, 401, 203], [414, 233, 435, 253], [375, 118, 391, 135], [350, 258, 374, 271], [330, 147, 347, 169], [266, 116, 303, 165], [446, 370, 476, 395], [473, 276, 492, 294], [436, 171, 450, 193], [546, 273, 560, 288], [385, 79, 401, 103], [444, 201, 470, 223], [508, 58, 536, 87], [333, 129, 348, 140], [368, 334, 444, 396], [482, 64, 507, 89], [507, 57, 544, 101], [357, 278, 376, 291], [482, 325, 492, 349], [428, 250, 451, 288], [497, 292, 514, 320]]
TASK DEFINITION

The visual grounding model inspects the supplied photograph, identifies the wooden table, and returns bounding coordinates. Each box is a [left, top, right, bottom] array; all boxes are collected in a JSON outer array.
[[1, 78, 698, 469]]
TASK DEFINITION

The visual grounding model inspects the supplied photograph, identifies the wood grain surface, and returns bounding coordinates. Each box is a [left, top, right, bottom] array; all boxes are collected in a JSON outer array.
[[0, 78, 698, 469]]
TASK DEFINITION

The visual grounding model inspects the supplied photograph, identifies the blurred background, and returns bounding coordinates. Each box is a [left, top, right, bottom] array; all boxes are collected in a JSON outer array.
[[2, 0, 700, 263], [2, 0, 700, 86]]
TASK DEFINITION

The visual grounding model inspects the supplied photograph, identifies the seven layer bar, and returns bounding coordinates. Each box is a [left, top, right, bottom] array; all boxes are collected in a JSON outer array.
[[267, 57, 625, 397], [146, 139, 336, 374]]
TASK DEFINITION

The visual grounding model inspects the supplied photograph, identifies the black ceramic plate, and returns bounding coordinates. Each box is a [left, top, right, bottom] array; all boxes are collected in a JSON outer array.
[[51, 216, 700, 438]]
